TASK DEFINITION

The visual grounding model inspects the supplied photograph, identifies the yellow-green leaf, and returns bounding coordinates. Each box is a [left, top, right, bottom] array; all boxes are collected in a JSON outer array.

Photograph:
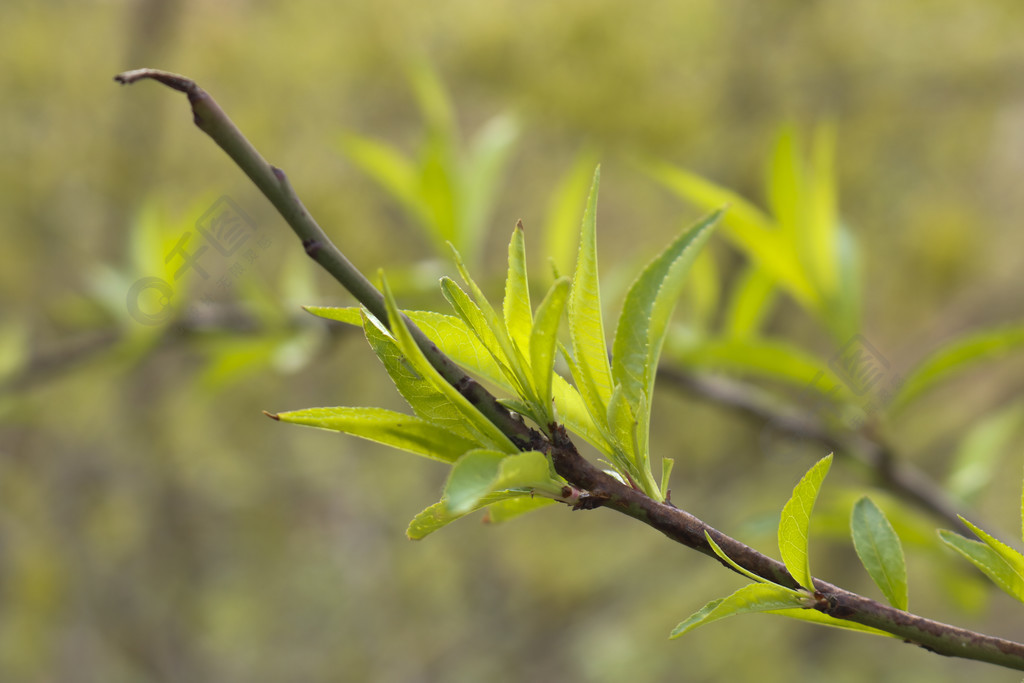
[[272, 406, 476, 464], [779, 454, 833, 591], [670, 584, 807, 639]]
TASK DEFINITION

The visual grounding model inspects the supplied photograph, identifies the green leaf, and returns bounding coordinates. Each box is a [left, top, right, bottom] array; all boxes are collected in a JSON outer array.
[[766, 124, 804, 245], [272, 406, 476, 464], [644, 160, 820, 312], [530, 277, 572, 424], [483, 496, 557, 524], [304, 305, 363, 326], [382, 277, 517, 453], [503, 222, 533, 356], [889, 325, 1024, 412], [723, 265, 777, 340], [568, 166, 614, 423], [462, 113, 519, 262], [946, 402, 1023, 504], [611, 210, 721, 492], [544, 151, 599, 280], [444, 449, 560, 514], [444, 449, 509, 513], [407, 491, 528, 540], [806, 123, 840, 300], [338, 135, 427, 225], [939, 527, 1024, 602], [440, 277, 512, 376], [361, 311, 478, 442], [779, 454, 833, 591], [670, 583, 807, 639], [766, 608, 896, 637], [851, 497, 908, 610]]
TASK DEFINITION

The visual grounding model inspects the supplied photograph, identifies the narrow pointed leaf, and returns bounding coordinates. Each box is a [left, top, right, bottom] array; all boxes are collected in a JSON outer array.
[[568, 166, 614, 420], [851, 497, 908, 610], [611, 210, 720, 464], [544, 151, 599, 280], [362, 310, 477, 441], [779, 454, 833, 590], [939, 528, 1024, 602], [304, 305, 363, 326], [463, 114, 519, 260], [441, 277, 513, 375], [723, 265, 777, 340], [382, 277, 517, 453], [483, 496, 556, 524], [644, 160, 820, 311], [889, 325, 1024, 412], [503, 222, 533, 355], [530, 277, 571, 422], [670, 584, 807, 639], [337, 135, 426, 223], [963, 518, 1024, 598], [766, 608, 896, 637], [272, 406, 478, 464], [407, 491, 528, 540]]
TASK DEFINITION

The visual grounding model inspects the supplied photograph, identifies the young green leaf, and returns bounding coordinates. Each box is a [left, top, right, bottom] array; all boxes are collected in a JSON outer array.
[[723, 265, 777, 340], [503, 222, 533, 355], [939, 528, 1024, 602], [889, 325, 1024, 412], [766, 608, 896, 637], [610, 210, 721, 486], [779, 454, 833, 591], [382, 276, 517, 453], [441, 277, 513, 376], [644, 159, 820, 312], [361, 310, 478, 442], [851, 497, 908, 610], [483, 496, 557, 524], [463, 113, 520, 262], [407, 491, 528, 540], [568, 166, 614, 422], [530, 277, 572, 424], [670, 583, 808, 639], [444, 449, 561, 514], [271, 406, 477, 464], [544, 151, 599, 280]]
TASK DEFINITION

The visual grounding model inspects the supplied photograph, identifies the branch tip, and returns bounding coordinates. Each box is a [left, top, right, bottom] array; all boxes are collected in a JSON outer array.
[[114, 68, 197, 95], [262, 410, 280, 421]]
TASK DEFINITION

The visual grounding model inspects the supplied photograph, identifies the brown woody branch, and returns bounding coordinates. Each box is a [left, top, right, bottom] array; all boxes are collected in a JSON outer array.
[[115, 68, 1024, 672]]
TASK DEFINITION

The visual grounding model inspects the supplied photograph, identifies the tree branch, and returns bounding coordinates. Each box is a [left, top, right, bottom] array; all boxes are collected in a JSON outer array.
[[656, 366, 975, 535], [115, 68, 1024, 672]]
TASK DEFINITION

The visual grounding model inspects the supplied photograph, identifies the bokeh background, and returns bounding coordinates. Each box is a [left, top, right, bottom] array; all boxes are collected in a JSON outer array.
[[3, 1, 1024, 681]]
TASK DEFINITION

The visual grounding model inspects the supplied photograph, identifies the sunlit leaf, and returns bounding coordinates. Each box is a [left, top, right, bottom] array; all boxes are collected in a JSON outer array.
[[382, 277, 517, 453], [767, 124, 803, 245], [723, 265, 776, 340], [444, 449, 559, 514], [338, 135, 427, 224], [611, 210, 720, 488], [779, 454, 833, 591], [766, 608, 896, 637], [939, 527, 1024, 603], [361, 310, 478, 441], [463, 113, 519, 261], [272, 406, 476, 463], [670, 584, 807, 639], [483, 496, 557, 524], [644, 160, 819, 312], [544, 151, 599, 279], [889, 325, 1024, 412], [530, 277, 571, 423], [851, 497, 908, 610], [503, 222, 533, 355], [568, 166, 614, 423], [407, 491, 527, 540]]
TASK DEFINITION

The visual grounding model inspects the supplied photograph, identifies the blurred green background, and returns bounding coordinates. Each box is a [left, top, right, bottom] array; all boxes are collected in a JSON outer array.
[[3, 1, 1024, 681]]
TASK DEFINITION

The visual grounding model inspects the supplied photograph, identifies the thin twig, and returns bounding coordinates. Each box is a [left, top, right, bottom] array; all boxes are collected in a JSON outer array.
[[656, 366, 974, 534], [115, 68, 1024, 671]]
